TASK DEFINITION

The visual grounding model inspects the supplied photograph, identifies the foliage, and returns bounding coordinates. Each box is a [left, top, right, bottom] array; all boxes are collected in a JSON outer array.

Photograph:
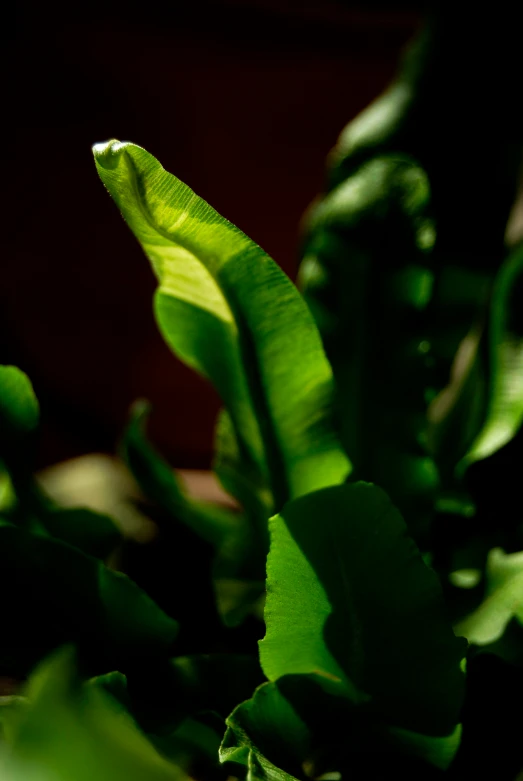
[[1, 9, 522, 779]]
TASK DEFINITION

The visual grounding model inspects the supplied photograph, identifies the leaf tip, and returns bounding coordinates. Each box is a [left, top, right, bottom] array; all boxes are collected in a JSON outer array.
[[92, 139, 129, 170]]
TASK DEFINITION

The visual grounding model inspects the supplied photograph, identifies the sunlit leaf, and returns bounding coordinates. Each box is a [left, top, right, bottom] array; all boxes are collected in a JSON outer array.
[[260, 482, 466, 736], [93, 140, 350, 514]]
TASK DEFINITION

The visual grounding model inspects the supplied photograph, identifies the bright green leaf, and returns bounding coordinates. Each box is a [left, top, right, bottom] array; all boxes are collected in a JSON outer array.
[[93, 141, 350, 512], [260, 482, 466, 736]]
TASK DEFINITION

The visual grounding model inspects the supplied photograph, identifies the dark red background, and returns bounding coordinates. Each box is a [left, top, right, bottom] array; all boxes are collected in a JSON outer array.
[[5, 1, 420, 469]]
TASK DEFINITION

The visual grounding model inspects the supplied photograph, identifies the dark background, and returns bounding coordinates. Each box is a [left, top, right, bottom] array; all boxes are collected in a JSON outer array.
[[5, 1, 422, 470]]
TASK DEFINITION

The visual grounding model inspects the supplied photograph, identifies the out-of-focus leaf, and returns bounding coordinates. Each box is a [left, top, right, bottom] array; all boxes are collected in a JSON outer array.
[[461, 243, 523, 468], [0, 648, 184, 781], [385, 723, 462, 771], [455, 547, 523, 645], [0, 368, 122, 558], [0, 697, 26, 743], [260, 482, 466, 736], [93, 140, 350, 514], [212, 408, 270, 551], [298, 156, 441, 539], [0, 366, 39, 459], [121, 400, 240, 548], [451, 653, 523, 780], [0, 518, 178, 676], [428, 243, 523, 476], [168, 654, 265, 722], [41, 507, 121, 560]]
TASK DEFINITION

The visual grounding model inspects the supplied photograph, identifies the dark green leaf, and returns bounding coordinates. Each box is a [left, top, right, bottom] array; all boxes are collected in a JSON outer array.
[[221, 674, 460, 779], [40, 507, 121, 560], [0, 366, 39, 453], [121, 400, 240, 548], [260, 482, 466, 736], [428, 243, 523, 476], [93, 141, 350, 514], [0, 366, 39, 489], [0, 518, 178, 676]]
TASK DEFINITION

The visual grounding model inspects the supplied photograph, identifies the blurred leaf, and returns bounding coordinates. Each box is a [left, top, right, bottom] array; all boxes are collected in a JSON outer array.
[[93, 140, 350, 515], [455, 547, 523, 645], [260, 482, 466, 736], [212, 408, 270, 561], [121, 400, 240, 548], [0, 518, 178, 675], [451, 653, 523, 780], [0, 366, 40, 505], [428, 243, 523, 476], [0, 648, 184, 781], [168, 654, 264, 722], [0, 697, 26, 743], [0, 366, 39, 457], [298, 156, 441, 538], [0, 368, 122, 559], [41, 507, 121, 560], [462, 243, 523, 467]]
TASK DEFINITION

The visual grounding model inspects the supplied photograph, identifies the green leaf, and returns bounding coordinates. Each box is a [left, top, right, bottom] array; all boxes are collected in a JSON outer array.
[[212, 408, 271, 544], [220, 681, 308, 781], [454, 547, 523, 645], [0, 519, 178, 675], [121, 400, 240, 548], [260, 482, 466, 736], [297, 156, 441, 539], [221, 674, 459, 779], [385, 724, 462, 771], [40, 507, 121, 560], [168, 654, 265, 722], [0, 366, 39, 450], [0, 647, 184, 781], [428, 243, 523, 475], [461, 243, 523, 469], [0, 366, 39, 484], [93, 141, 350, 512]]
